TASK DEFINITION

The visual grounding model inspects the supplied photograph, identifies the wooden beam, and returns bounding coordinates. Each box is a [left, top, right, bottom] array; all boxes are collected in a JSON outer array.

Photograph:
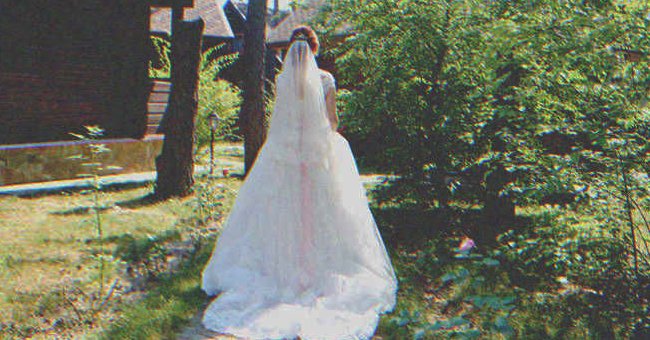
[[150, 0, 193, 8], [171, 4, 184, 36]]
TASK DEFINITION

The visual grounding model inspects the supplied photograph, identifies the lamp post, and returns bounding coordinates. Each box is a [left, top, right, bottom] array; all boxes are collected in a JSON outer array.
[[208, 113, 220, 176]]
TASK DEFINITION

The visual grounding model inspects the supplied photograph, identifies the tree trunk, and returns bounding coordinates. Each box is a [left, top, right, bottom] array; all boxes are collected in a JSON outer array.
[[481, 164, 515, 243], [240, 0, 268, 176], [154, 19, 204, 199], [478, 56, 522, 242]]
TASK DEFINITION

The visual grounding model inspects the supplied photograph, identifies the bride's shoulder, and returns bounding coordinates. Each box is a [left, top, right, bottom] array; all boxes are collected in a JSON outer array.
[[319, 69, 336, 89], [319, 69, 334, 80]]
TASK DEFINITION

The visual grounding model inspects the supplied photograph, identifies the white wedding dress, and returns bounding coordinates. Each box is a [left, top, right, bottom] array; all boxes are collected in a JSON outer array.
[[201, 41, 397, 340]]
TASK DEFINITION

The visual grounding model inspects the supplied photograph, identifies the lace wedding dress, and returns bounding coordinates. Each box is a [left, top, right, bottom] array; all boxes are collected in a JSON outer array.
[[201, 40, 397, 340]]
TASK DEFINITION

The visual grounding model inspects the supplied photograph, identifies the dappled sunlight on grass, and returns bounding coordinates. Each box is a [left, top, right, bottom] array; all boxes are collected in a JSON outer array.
[[2, 142, 647, 338], [0, 177, 241, 338]]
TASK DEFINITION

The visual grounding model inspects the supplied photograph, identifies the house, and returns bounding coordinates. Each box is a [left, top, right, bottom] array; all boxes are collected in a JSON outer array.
[[224, 0, 290, 54], [151, 0, 234, 52], [220, 0, 351, 83], [151, 0, 285, 55], [149, 1, 236, 136], [0, 0, 194, 186], [151, 0, 343, 84], [267, 3, 316, 50], [150, 0, 281, 84], [0, 0, 161, 145], [223, 0, 250, 52]]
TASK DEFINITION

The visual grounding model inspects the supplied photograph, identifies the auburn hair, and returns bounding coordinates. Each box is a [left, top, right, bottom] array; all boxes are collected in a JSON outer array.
[[290, 25, 319, 54]]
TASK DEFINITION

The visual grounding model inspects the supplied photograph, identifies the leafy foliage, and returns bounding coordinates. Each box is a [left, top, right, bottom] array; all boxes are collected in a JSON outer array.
[[497, 210, 646, 338], [195, 47, 242, 147], [318, 0, 650, 338], [149, 36, 171, 79], [322, 0, 649, 212]]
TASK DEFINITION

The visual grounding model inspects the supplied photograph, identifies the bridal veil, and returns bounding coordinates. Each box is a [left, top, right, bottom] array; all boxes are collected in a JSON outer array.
[[201, 40, 397, 340]]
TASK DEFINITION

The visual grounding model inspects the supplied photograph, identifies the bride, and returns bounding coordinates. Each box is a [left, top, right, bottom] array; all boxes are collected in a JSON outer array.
[[201, 26, 397, 340]]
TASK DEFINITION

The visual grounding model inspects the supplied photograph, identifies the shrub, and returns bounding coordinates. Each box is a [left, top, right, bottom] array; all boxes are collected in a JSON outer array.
[[321, 0, 650, 227]]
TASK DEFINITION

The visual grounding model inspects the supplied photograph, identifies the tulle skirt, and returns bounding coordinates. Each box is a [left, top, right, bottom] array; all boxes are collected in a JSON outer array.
[[201, 132, 397, 340]]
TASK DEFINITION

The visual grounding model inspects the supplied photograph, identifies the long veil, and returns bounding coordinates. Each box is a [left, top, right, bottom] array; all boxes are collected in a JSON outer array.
[[263, 40, 332, 165], [201, 40, 397, 340]]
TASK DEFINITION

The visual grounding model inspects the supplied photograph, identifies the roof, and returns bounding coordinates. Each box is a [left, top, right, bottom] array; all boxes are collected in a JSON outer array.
[[233, 1, 248, 18], [227, 0, 281, 21], [266, 0, 351, 46], [267, 7, 314, 44], [151, 0, 234, 38], [225, 0, 288, 28]]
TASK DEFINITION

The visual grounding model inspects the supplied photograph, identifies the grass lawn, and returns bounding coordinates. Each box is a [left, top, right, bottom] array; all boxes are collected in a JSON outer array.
[[0, 141, 243, 339], [0, 176, 243, 339], [0, 140, 399, 339], [2, 141, 648, 339]]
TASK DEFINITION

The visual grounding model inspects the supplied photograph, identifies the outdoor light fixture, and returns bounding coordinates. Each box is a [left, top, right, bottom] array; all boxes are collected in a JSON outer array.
[[209, 112, 220, 132]]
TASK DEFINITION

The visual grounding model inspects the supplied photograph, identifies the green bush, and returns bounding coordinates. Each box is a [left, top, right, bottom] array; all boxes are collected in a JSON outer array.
[[196, 77, 242, 147], [321, 0, 649, 216], [196, 45, 241, 146], [150, 36, 171, 79], [318, 1, 649, 338], [508, 202, 649, 333]]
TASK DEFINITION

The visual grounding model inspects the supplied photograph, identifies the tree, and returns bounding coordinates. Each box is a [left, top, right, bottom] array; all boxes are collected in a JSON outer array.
[[323, 0, 649, 240], [240, 0, 269, 175], [154, 19, 205, 199]]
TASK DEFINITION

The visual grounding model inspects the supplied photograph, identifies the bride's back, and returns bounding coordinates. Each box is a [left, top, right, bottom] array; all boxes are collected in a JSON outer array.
[[263, 41, 332, 164]]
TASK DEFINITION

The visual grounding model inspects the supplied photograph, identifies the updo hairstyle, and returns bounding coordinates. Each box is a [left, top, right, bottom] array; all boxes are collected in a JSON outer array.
[[289, 25, 319, 55]]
